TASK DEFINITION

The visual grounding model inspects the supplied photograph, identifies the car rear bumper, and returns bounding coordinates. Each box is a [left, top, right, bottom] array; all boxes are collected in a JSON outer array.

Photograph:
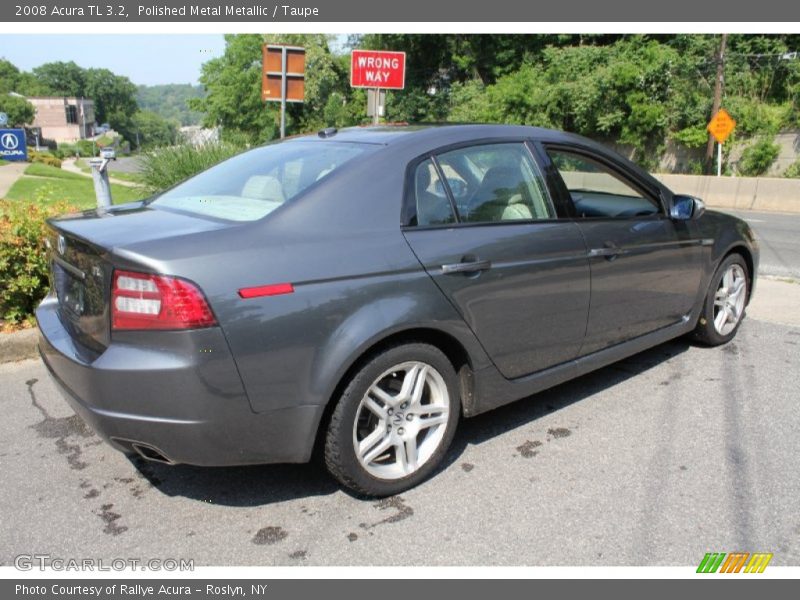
[[36, 294, 322, 466]]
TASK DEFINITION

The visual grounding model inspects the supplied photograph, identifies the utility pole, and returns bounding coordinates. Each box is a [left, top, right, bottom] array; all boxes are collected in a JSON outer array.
[[706, 34, 728, 174]]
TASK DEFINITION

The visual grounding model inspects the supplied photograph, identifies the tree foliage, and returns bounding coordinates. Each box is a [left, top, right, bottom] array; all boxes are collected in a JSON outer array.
[[0, 93, 35, 126]]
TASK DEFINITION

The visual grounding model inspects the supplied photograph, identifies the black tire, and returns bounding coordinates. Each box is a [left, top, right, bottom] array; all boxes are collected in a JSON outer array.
[[693, 253, 750, 346], [324, 343, 460, 497]]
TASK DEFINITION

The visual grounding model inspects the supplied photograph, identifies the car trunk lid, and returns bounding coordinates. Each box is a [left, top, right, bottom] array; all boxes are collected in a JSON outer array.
[[46, 203, 229, 353]]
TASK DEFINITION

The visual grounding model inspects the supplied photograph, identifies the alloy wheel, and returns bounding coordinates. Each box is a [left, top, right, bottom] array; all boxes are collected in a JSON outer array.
[[713, 263, 747, 336], [352, 361, 450, 480]]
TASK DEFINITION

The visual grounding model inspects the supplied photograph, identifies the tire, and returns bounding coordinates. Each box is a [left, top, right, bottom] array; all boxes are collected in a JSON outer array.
[[693, 253, 750, 346], [324, 343, 460, 497]]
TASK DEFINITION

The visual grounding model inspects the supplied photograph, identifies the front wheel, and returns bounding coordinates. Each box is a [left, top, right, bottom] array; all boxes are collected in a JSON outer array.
[[324, 343, 460, 497], [694, 253, 750, 346]]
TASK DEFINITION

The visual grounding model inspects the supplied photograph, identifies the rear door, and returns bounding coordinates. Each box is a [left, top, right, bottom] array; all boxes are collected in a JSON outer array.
[[402, 142, 590, 380], [541, 145, 704, 355]]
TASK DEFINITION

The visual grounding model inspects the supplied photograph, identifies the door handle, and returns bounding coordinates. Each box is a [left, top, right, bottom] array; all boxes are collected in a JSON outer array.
[[588, 243, 626, 261], [441, 259, 492, 274]]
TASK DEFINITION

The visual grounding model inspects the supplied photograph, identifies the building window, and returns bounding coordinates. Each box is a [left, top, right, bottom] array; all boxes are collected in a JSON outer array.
[[65, 105, 78, 124]]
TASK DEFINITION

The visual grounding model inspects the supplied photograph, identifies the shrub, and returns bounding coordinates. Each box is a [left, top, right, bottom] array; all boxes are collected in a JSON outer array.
[[28, 151, 62, 168], [784, 161, 800, 179], [138, 141, 246, 194], [737, 137, 781, 177], [0, 194, 78, 324]]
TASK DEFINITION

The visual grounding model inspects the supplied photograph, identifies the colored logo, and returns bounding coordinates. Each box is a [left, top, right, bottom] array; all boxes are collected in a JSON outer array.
[[697, 552, 773, 573]]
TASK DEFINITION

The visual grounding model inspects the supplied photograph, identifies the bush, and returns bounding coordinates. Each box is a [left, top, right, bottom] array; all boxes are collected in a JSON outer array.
[[138, 141, 246, 194], [784, 161, 800, 179], [0, 196, 79, 324], [737, 137, 781, 177], [28, 150, 62, 168]]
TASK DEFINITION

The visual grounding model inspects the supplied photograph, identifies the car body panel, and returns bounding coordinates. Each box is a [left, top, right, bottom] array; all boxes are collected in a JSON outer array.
[[37, 124, 760, 468]]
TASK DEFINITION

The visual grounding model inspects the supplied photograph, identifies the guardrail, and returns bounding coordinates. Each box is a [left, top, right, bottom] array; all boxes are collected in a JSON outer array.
[[654, 174, 800, 213]]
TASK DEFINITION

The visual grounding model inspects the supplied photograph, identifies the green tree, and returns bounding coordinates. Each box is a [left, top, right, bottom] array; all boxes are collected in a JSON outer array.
[[31, 61, 86, 96], [84, 68, 138, 125], [130, 110, 178, 148], [0, 93, 35, 126]]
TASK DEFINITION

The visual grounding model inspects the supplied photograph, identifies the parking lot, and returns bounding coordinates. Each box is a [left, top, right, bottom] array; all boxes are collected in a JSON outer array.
[[1, 209, 799, 567]]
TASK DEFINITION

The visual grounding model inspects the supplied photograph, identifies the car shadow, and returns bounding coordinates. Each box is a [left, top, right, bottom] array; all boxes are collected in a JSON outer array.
[[128, 337, 692, 506]]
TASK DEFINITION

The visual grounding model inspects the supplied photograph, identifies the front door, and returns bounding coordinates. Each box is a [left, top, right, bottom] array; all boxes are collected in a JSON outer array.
[[543, 146, 704, 355]]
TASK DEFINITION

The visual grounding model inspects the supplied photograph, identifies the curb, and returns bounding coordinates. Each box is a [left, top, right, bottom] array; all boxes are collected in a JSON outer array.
[[0, 328, 39, 363]]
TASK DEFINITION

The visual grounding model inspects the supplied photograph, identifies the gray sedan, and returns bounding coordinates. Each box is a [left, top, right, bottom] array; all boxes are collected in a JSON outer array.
[[37, 125, 758, 496]]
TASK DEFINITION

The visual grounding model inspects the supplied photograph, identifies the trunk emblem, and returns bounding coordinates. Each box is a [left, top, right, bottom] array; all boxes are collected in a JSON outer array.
[[57, 234, 66, 255]]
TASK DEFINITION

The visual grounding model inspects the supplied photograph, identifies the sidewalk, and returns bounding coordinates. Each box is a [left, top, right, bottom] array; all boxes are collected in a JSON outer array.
[[0, 161, 29, 197], [61, 158, 140, 188]]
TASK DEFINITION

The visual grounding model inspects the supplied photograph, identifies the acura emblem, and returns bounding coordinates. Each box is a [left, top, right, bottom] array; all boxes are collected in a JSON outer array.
[[57, 235, 66, 255]]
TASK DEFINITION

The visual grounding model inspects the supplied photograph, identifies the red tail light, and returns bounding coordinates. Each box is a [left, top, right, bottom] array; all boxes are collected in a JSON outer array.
[[112, 270, 217, 330]]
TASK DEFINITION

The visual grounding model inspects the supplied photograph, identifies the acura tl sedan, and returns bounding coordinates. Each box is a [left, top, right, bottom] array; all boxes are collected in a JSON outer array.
[[37, 125, 758, 496]]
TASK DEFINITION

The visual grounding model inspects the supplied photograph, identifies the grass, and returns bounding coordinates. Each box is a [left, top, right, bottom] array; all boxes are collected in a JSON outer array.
[[5, 171, 145, 209], [24, 162, 87, 180], [0, 159, 9, 167]]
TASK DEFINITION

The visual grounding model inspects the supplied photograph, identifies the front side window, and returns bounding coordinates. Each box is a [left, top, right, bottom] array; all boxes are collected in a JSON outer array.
[[547, 149, 660, 218], [152, 141, 371, 221], [435, 143, 554, 223]]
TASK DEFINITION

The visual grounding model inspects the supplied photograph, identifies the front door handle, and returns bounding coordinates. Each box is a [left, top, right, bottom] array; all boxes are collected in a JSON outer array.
[[588, 243, 626, 261], [441, 259, 492, 274]]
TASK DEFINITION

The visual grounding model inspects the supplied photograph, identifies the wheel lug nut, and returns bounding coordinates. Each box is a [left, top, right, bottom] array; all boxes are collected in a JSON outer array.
[[401, 402, 408, 409], [406, 414, 414, 421], [387, 408, 393, 415], [398, 427, 404, 435]]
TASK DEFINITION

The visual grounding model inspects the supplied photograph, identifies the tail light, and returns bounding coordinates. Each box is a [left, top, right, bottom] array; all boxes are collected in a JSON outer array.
[[112, 270, 216, 330]]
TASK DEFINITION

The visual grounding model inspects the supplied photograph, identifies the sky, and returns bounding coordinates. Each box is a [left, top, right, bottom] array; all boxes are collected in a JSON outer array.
[[0, 35, 228, 86]]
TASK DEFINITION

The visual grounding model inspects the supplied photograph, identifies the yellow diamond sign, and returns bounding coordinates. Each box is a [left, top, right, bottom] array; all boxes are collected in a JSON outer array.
[[707, 109, 736, 144]]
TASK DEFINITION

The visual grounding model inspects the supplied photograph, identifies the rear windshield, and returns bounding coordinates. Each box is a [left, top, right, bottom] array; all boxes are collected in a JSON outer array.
[[152, 141, 370, 221]]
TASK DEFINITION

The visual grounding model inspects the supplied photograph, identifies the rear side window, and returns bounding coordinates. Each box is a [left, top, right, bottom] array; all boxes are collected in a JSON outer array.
[[152, 141, 370, 221], [435, 143, 554, 223], [413, 159, 456, 227]]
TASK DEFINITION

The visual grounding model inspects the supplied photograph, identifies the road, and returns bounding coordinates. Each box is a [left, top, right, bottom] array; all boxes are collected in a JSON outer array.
[[722, 209, 800, 280], [1, 310, 799, 567]]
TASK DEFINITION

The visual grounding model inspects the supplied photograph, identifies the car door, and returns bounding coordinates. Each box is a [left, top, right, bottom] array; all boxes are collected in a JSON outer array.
[[541, 145, 704, 355], [402, 142, 590, 380]]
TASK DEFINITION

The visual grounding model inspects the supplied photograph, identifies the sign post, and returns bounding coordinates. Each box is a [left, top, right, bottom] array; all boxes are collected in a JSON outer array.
[[351, 50, 406, 125], [262, 45, 306, 139], [707, 109, 736, 177]]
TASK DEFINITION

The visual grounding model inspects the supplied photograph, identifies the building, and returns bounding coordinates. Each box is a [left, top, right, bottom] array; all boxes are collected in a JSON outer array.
[[27, 97, 95, 143]]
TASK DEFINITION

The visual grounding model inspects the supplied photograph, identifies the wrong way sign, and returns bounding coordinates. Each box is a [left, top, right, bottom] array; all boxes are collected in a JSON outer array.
[[350, 50, 406, 89]]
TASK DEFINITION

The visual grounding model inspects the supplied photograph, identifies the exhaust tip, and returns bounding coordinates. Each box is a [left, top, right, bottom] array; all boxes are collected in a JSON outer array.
[[132, 443, 173, 464]]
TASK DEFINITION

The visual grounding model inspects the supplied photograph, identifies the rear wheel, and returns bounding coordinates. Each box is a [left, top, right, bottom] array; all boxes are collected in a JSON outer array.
[[324, 343, 459, 497], [694, 254, 749, 346]]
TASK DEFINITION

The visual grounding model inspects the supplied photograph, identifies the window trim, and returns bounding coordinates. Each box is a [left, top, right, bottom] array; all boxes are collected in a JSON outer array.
[[401, 138, 559, 229], [540, 142, 668, 220]]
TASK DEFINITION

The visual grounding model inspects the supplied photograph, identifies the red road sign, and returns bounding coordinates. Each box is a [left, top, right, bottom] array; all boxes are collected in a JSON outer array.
[[350, 50, 406, 89]]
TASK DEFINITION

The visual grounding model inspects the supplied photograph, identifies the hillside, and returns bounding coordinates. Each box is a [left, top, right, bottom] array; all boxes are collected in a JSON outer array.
[[135, 83, 205, 126]]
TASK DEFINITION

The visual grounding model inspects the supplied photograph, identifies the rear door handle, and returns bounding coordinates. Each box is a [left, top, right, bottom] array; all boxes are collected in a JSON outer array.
[[441, 260, 492, 274]]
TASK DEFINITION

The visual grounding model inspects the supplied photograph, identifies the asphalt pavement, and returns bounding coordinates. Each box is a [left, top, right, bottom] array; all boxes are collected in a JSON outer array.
[[1, 313, 798, 567], [722, 209, 800, 281]]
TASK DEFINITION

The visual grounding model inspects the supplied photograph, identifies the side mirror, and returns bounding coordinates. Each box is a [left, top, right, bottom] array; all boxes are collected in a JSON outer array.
[[670, 195, 706, 220]]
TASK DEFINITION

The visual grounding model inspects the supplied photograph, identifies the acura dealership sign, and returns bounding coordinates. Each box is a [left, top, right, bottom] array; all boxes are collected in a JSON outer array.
[[0, 129, 27, 161]]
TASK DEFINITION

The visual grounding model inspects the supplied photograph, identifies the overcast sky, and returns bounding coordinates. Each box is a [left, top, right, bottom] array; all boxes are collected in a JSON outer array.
[[0, 35, 228, 86]]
